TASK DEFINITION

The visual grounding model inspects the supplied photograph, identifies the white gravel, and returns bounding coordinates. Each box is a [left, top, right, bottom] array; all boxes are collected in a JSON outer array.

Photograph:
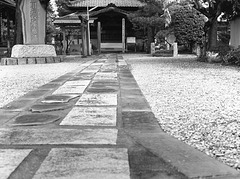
[[125, 54, 240, 170], [0, 59, 91, 107]]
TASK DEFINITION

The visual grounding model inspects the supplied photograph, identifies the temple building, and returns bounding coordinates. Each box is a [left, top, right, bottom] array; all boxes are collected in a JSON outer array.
[[54, 0, 146, 55], [0, 0, 15, 57]]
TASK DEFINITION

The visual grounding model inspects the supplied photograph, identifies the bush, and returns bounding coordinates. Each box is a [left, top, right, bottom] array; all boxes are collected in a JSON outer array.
[[222, 47, 240, 66]]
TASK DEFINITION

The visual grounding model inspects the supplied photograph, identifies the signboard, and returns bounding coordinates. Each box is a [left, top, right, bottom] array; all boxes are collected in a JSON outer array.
[[127, 37, 136, 44]]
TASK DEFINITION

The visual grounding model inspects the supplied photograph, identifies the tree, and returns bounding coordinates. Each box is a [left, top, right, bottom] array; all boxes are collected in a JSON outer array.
[[128, 1, 165, 52], [55, 0, 73, 16], [190, 0, 240, 51], [170, 4, 205, 52]]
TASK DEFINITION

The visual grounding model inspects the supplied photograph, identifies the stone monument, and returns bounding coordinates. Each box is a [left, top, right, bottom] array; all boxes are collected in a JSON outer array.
[[1, 0, 61, 65]]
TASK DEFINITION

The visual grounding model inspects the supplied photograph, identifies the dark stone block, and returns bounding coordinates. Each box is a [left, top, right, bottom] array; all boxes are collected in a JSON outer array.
[[6, 58, 18, 65], [46, 57, 54, 63], [42, 94, 79, 103], [1, 58, 7, 65], [30, 103, 70, 113], [87, 87, 118, 93], [122, 111, 159, 130], [121, 97, 151, 112], [3, 99, 35, 111], [12, 113, 60, 126], [54, 57, 61, 63], [23, 90, 50, 98]]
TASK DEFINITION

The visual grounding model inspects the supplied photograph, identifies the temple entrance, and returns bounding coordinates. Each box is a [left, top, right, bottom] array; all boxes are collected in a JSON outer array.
[[90, 9, 135, 52]]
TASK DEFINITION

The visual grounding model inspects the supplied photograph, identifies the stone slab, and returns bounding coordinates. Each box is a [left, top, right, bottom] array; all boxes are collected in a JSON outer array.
[[33, 148, 130, 179], [38, 83, 60, 90], [2, 58, 18, 65], [86, 87, 118, 93], [81, 69, 99, 73], [74, 73, 95, 80], [17, 58, 28, 65], [60, 107, 117, 126], [54, 57, 61, 63], [53, 85, 87, 94], [30, 103, 70, 113], [64, 80, 90, 86], [122, 111, 160, 131], [0, 128, 118, 145], [12, 114, 60, 126], [23, 89, 50, 98], [11, 45, 56, 58], [76, 94, 117, 106], [0, 110, 20, 125], [94, 72, 117, 80], [0, 149, 32, 179], [27, 58, 36, 64], [3, 99, 35, 111], [36, 57, 46, 64], [46, 57, 54, 63], [92, 81, 119, 86], [41, 94, 79, 103], [126, 131, 240, 178], [121, 97, 152, 112]]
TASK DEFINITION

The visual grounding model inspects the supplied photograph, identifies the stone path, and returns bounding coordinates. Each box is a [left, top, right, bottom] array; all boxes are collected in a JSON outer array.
[[0, 54, 239, 179]]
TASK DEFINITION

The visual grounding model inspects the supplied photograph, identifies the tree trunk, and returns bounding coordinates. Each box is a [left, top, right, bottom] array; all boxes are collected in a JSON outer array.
[[14, 0, 23, 45], [207, 19, 218, 51]]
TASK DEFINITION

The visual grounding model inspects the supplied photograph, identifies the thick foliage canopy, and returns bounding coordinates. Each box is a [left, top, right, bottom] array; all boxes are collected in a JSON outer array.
[[171, 5, 205, 48]]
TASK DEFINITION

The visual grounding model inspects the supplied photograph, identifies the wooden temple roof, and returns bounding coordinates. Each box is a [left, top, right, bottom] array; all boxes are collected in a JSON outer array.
[[0, 0, 15, 8], [68, 0, 145, 8]]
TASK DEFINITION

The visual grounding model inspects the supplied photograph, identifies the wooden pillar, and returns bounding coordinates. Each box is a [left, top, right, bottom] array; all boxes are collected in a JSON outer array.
[[86, 21, 90, 56], [62, 27, 66, 55], [7, 11, 11, 56], [0, 11, 2, 44], [81, 23, 87, 57], [122, 18, 125, 53], [97, 21, 101, 54]]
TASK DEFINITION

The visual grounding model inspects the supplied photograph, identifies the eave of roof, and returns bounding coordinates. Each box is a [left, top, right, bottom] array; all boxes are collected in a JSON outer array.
[[0, 0, 16, 8], [69, 0, 145, 8]]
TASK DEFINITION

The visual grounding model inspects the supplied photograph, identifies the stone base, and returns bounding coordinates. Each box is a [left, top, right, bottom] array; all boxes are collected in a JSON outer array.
[[1, 56, 63, 65], [11, 44, 57, 58]]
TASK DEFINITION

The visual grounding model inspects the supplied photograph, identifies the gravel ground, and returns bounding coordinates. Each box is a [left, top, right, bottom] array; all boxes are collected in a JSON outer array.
[[125, 54, 240, 170], [0, 58, 92, 107]]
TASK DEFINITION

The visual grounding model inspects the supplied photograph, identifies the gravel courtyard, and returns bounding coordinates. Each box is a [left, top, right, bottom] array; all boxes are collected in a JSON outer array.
[[126, 54, 240, 170], [0, 57, 92, 107]]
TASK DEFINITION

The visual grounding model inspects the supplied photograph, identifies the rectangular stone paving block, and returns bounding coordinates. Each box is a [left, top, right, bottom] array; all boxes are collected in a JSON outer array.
[[94, 72, 117, 80], [121, 97, 152, 112], [53, 85, 87, 94], [0, 128, 118, 145], [0, 149, 32, 179], [27, 58, 36, 64], [6, 58, 18, 65], [64, 80, 90, 86], [76, 93, 117, 106], [60, 107, 117, 126], [36, 57, 46, 64], [17, 58, 28, 65], [46, 57, 54, 63], [33, 148, 130, 179]]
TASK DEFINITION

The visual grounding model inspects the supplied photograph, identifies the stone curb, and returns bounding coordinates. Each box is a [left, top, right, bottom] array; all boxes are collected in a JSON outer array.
[[0, 56, 64, 65]]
